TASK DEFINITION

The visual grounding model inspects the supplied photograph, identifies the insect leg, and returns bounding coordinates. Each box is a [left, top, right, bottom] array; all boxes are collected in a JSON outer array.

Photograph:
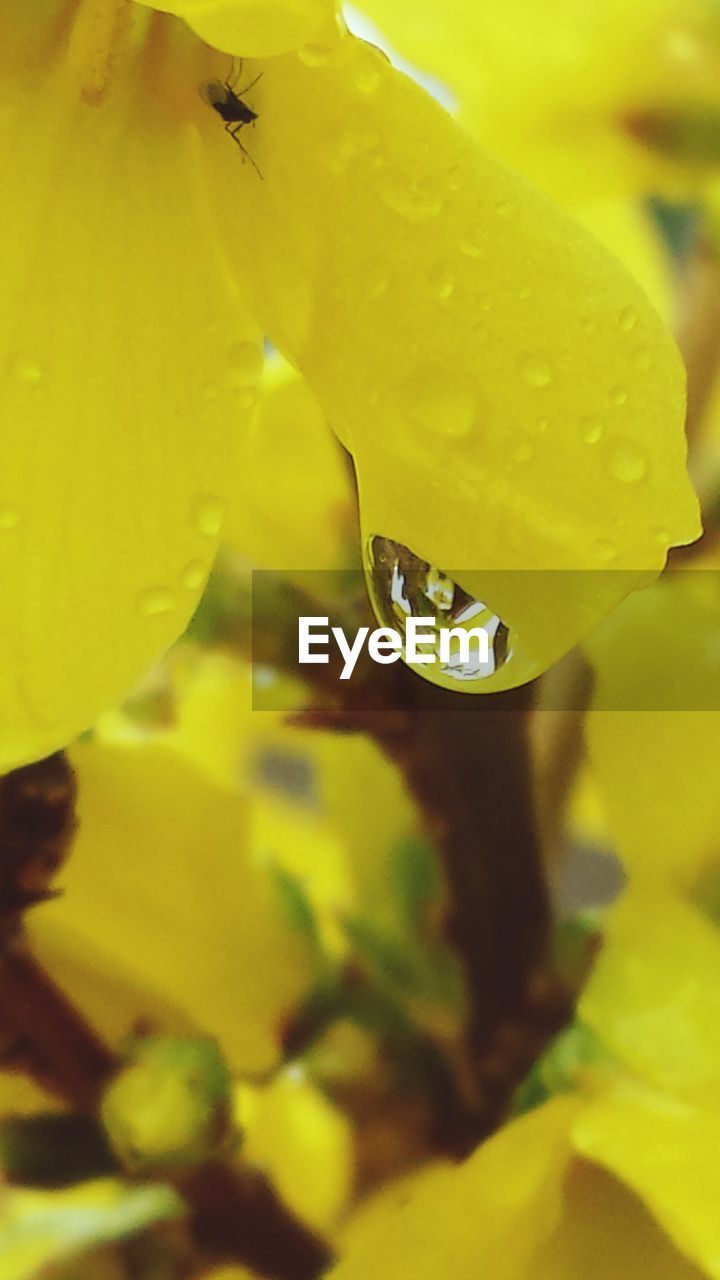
[[225, 122, 263, 180], [237, 71, 263, 96]]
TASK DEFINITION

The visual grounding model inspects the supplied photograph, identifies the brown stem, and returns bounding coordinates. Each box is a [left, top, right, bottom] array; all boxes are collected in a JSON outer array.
[[184, 1162, 333, 1280], [0, 945, 117, 1111], [236, 575, 566, 1144]]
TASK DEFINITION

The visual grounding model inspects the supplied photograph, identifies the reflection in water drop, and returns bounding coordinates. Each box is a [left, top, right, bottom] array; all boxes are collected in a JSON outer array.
[[364, 536, 512, 687]]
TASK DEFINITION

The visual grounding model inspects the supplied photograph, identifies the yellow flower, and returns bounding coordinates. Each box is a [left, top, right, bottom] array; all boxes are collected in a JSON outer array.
[[353, 0, 720, 201], [584, 569, 720, 893], [0, 0, 699, 770], [29, 727, 312, 1076], [328, 884, 720, 1280]]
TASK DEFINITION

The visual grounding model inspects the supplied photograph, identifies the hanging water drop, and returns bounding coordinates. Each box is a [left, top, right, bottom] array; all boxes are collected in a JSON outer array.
[[364, 536, 512, 689]]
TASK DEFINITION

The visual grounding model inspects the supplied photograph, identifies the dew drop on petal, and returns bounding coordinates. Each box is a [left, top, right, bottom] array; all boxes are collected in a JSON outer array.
[[460, 233, 486, 261], [0, 507, 20, 530], [182, 560, 206, 591], [364, 535, 513, 688], [193, 494, 226, 537], [595, 539, 618, 563], [619, 305, 638, 332], [608, 385, 628, 407], [382, 178, 444, 222], [9, 355, 44, 385], [535, 417, 548, 433], [297, 42, 335, 66], [353, 50, 385, 94], [579, 415, 603, 444], [606, 440, 649, 484], [138, 586, 175, 616], [519, 355, 553, 388], [428, 262, 455, 300]]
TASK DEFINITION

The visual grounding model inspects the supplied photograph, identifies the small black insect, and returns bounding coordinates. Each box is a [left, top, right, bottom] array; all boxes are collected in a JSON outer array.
[[202, 60, 263, 179]]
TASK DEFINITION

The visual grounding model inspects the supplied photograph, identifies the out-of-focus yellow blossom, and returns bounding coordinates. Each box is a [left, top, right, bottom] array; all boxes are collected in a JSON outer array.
[[575, 886, 720, 1277], [167, 649, 419, 933], [0, 1178, 184, 1280], [355, 0, 720, 202], [0, 0, 698, 770], [584, 571, 720, 892], [329, 1096, 578, 1280], [29, 731, 311, 1076], [330, 883, 720, 1280], [236, 1066, 353, 1232]]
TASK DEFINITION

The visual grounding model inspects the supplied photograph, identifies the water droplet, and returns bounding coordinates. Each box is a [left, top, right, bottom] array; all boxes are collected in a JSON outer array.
[[595, 539, 617, 563], [655, 525, 670, 545], [608, 385, 628, 407], [298, 42, 334, 67], [619, 305, 638, 332], [0, 507, 19, 531], [227, 342, 263, 388], [9, 355, 44, 385], [409, 370, 476, 439], [138, 586, 175, 616], [579, 415, 603, 444], [382, 178, 443, 222], [193, 494, 225, 537], [509, 432, 534, 463], [460, 233, 486, 260], [353, 52, 384, 94], [607, 440, 649, 484], [519, 355, 553, 389], [428, 263, 455, 300], [364, 536, 512, 687], [182, 560, 206, 591], [535, 417, 548, 433], [494, 198, 512, 216]]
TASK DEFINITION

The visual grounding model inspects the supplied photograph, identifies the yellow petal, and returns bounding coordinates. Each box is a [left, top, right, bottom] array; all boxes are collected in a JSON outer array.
[[328, 1097, 577, 1280], [236, 1069, 353, 1232], [30, 735, 310, 1074], [353, 0, 720, 201], [203, 32, 699, 690], [585, 573, 720, 889], [0, 6, 260, 769], [138, 0, 338, 57], [535, 1157, 705, 1280], [221, 357, 353, 571], [574, 1080, 720, 1279], [579, 886, 720, 1110]]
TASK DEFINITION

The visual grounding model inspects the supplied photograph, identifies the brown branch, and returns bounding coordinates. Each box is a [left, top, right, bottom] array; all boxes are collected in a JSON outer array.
[[231, 574, 567, 1146], [0, 944, 117, 1111], [184, 1162, 333, 1280]]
